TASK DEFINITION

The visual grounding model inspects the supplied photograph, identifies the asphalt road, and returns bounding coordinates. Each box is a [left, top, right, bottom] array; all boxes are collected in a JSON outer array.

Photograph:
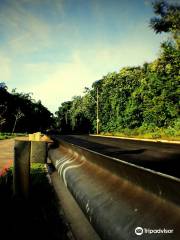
[[51, 135, 180, 178]]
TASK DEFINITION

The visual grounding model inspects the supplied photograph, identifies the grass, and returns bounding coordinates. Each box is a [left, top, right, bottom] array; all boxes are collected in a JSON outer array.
[[0, 132, 14, 140], [0, 164, 71, 240], [100, 127, 180, 141], [0, 132, 27, 140]]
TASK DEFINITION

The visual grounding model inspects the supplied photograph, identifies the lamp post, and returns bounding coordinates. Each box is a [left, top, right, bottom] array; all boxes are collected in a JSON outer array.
[[65, 109, 70, 125], [96, 88, 99, 135]]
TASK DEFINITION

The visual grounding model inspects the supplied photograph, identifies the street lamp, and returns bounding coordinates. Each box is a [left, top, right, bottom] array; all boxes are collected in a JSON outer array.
[[96, 88, 99, 135]]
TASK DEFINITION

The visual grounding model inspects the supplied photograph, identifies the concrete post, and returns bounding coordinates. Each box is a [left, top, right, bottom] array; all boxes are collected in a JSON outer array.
[[31, 141, 47, 163], [13, 140, 31, 199], [13, 134, 48, 199]]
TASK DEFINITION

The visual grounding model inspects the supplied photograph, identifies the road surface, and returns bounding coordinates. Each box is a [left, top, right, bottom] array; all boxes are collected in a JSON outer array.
[[51, 134, 180, 178]]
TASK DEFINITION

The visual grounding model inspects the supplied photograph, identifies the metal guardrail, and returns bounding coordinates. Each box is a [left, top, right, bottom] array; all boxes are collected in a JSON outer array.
[[48, 139, 180, 240]]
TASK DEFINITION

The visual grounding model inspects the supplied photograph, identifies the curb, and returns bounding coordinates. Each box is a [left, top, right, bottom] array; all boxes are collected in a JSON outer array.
[[89, 134, 180, 144]]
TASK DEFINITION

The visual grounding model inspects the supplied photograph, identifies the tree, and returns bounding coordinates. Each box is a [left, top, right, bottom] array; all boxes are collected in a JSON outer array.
[[0, 83, 54, 133], [12, 108, 24, 133], [0, 83, 9, 131], [69, 96, 92, 133], [55, 101, 72, 133], [0, 104, 7, 130], [150, 0, 180, 47]]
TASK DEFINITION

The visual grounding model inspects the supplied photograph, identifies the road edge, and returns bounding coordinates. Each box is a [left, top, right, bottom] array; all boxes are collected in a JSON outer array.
[[90, 134, 180, 144]]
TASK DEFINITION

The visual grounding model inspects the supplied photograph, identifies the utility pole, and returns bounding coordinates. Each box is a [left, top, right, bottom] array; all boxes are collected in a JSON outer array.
[[96, 88, 99, 135]]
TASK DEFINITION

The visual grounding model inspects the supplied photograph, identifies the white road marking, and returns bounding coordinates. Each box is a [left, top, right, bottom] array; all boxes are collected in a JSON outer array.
[[55, 155, 68, 167], [62, 156, 86, 186], [59, 152, 79, 176]]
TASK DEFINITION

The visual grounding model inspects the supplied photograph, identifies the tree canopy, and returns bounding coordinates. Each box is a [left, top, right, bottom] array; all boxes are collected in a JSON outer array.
[[150, 0, 180, 48], [0, 84, 54, 133]]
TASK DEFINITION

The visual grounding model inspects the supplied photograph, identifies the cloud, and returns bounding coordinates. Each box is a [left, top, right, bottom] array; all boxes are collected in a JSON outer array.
[[18, 29, 164, 113], [0, 0, 81, 61], [0, 0, 167, 113], [23, 54, 96, 112], [0, 54, 12, 81], [0, 0, 55, 55]]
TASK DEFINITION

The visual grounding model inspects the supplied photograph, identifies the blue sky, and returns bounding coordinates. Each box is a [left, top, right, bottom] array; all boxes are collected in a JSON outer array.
[[0, 0, 171, 112]]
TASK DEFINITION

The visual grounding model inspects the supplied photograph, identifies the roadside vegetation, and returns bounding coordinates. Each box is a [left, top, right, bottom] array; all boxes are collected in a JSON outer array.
[[0, 132, 26, 140], [0, 84, 54, 133], [100, 126, 180, 141], [55, 1, 180, 140], [0, 132, 15, 140]]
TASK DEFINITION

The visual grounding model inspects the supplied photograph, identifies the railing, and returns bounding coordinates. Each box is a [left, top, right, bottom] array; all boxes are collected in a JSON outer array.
[[48, 138, 180, 240]]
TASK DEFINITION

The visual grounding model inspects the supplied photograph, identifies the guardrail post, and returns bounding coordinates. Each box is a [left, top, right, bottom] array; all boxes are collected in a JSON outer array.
[[13, 140, 31, 199], [13, 133, 49, 199], [29, 132, 47, 163], [31, 141, 47, 163]]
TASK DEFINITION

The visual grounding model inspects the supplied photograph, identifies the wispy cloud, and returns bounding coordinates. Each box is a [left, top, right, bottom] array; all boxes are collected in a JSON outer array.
[[20, 54, 96, 111], [0, 0, 167, 112], [0, 9, 52, 54], [0, 0, 66, 57], [17, 29, 164, 113], [0, 53, 12, 81]]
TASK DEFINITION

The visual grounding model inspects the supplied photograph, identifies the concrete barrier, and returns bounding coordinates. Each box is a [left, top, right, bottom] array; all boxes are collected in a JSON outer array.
[[13, 134, 49, 198], [13, 140, 31, 199], [31, 141, 47, 163], [28, 132, 41, 141]]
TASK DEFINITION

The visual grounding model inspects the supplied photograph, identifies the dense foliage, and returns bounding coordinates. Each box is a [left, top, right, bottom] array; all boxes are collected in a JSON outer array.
[[150, 0, 180, 48], [0, 83, 54, 133], [55, 1, 180, 137]]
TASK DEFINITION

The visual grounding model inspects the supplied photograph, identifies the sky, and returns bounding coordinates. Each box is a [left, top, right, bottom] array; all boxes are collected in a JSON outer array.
[[0, 0, 171, 113]]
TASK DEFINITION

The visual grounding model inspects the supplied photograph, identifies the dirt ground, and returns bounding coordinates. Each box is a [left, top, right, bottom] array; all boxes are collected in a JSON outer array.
[[0, 139, 14, 173]]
